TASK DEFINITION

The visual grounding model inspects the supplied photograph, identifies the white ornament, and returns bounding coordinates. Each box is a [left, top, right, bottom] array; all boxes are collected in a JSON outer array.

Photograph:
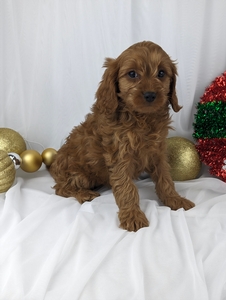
[[8, 152, 22, 170]]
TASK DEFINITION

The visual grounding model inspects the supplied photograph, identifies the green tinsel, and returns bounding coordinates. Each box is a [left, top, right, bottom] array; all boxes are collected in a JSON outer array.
[[193, 101, 226, 139]]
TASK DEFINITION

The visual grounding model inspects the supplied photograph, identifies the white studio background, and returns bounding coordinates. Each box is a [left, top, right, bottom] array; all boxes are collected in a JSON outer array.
[[1, 0, 226, 150]]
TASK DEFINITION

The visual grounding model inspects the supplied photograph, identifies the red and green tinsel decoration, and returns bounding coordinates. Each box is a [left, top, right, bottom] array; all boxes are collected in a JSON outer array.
[[193, 71, 226, 181]]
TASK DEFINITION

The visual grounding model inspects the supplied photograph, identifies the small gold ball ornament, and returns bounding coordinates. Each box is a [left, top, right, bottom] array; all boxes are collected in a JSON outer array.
[[0, 150, 16, 193], [20, 150, 42, 172], [0, 128, 26, 154], [41, 148, 57, 167], [167, 137, 201, 181]]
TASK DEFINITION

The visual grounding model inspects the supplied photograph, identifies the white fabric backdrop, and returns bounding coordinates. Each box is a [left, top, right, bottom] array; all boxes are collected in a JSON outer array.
[[1, 0, 226, 150], [1, 1, 226, 300]]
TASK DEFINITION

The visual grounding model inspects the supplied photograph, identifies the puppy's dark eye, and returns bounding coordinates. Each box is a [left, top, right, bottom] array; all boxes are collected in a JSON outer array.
[[157, 70, 165, 78], [128, 71, 138, 78]]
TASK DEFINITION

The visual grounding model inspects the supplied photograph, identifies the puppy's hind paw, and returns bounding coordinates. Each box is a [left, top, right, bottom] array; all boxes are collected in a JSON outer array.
[[76, 190, 100, 204], [119, 207, 149, 232]]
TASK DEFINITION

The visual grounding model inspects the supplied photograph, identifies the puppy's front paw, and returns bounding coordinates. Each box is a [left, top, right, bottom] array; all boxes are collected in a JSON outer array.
[[166, 197, 195, 211], [119, 207, 149, 232]]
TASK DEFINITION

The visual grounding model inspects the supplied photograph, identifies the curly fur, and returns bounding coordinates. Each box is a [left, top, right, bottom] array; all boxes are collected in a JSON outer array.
[[49, 41, 195, 231]]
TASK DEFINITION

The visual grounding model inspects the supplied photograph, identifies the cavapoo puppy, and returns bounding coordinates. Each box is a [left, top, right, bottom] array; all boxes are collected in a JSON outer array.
[[49, 41, 195, 231]]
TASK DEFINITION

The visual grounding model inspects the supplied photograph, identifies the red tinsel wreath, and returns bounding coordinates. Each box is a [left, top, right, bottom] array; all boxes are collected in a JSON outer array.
[[193, 71, 226, 181]]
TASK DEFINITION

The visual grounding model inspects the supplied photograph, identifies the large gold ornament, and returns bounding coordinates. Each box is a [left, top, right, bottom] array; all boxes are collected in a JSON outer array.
[[0, 127, 57, 192], [167, 137, 201, 181], [41, 148, 57, 167], [0, 150, 16, 193], [20, 150, 43, 173], [0, 128, 26, 154]]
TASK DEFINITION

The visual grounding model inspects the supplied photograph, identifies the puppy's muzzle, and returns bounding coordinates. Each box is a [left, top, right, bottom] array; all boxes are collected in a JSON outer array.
[[143, 91, 156, 102]]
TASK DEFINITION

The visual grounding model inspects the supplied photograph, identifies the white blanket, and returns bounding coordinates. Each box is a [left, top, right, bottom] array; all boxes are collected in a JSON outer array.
[[1, 168, 226, 300]]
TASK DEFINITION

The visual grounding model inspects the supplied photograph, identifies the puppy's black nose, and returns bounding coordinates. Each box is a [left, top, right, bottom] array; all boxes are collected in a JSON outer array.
[[143, 91, 156, 102]]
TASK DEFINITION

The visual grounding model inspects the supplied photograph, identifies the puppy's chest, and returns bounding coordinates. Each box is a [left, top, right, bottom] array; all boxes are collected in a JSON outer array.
[[116, 128, 162, 174], [99, 116, 166, 159], [122, 130, 160, 156]]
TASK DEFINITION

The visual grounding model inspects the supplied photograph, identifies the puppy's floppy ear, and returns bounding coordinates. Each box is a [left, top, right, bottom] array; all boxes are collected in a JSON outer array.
[[168, 61, 182, 112], [95, 58, 119, 115]]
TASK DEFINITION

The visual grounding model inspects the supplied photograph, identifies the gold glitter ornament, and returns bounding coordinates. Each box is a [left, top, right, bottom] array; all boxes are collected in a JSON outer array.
[[41, 148, 57, 167], [20, 150, 42, 173], [0, 150, 16, 193], [166, 137, 201, 181], [0, 128, 26, 154]]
